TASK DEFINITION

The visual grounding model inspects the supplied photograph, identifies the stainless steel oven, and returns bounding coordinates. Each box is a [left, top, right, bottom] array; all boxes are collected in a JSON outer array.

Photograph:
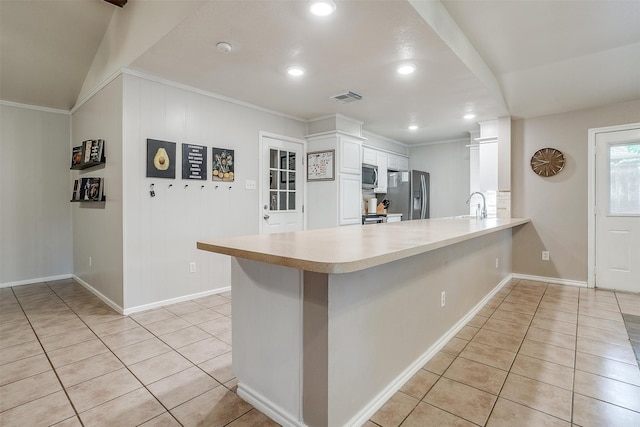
[[362, 214, 386, 224]]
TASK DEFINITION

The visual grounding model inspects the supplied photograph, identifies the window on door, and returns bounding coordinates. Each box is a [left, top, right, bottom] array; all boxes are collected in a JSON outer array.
[[269, 149, 296, 211], [608, 143, 640, 215]]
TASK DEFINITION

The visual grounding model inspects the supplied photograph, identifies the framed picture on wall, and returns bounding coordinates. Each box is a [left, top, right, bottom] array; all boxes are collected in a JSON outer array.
[[307, 150, 335, 181], [182, 143, 207, 180], [146, 139, 176, 179], [212, 147, 234, 181]]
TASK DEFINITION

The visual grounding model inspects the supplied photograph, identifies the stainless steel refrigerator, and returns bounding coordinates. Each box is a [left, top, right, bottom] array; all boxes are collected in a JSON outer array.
[[385, 170, 430, 220]]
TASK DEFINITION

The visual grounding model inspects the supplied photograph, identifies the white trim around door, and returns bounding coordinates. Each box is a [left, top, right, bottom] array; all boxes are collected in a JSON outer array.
[[587, 122, 640, 289]]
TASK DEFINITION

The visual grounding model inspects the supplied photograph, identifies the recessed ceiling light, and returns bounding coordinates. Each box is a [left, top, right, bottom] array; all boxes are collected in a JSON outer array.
[[396, 63, 416, 75], [287, 66, 305, 77], [464, 113, 476, 120], [408, 125, 419, 131], [309, 0, 336, 16], [216, 42, 232, 53]]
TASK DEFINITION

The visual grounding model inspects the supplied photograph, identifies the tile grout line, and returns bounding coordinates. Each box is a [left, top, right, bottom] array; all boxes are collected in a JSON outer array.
[[44, 281, 186, 427], [49, 287, 238, 425], [479, 279, 548, 426], [6, 284, 85, 426], [573, 289, 640, 417], [125, 301, 248, 425]]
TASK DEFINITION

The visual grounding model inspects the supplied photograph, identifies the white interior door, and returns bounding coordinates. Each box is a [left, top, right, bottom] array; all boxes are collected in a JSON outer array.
[[261, 134, 305, 234], [595, 126, 640, 292]]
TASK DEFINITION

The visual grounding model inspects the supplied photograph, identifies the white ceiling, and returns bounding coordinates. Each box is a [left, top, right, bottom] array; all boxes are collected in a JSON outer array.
[[1, 0, 639, 145], [0, 0, 114, 110]]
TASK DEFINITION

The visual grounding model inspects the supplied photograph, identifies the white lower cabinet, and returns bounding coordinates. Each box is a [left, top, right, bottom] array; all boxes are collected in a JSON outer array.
[[386, 214, 402, 223], [339, 174, 362, 225]]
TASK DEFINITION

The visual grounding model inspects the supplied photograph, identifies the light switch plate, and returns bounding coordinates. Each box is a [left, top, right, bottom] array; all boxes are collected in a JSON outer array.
[[245, 179, 257, 190]]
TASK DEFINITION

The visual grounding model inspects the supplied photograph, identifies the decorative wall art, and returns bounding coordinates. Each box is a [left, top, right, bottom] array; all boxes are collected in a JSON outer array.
[[147, 139, 176, 179], [307, 149, 335, 181], [182, 143, 207, 180], [212, 147, 234, 181]]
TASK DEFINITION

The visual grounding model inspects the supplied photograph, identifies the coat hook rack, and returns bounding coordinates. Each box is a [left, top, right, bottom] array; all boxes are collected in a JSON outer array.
[[168, 184, 173, 188], [201, 185, 205, 189], [228, 186, 232, 190], [215, 185, 219, 189], [149, 183, 155, 197], [184, 184, 189, 188]]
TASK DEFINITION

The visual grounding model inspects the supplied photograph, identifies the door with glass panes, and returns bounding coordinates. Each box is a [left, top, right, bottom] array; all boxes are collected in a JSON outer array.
[[261, 134, 304, 234], [595, 125, 640, 292]]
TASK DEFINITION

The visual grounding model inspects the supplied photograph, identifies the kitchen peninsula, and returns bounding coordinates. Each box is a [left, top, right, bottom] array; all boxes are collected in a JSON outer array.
[[198, 217, 529, 427]]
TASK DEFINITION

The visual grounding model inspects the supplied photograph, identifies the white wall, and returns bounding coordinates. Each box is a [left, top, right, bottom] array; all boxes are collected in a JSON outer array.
[[77, 1, 205, 105], [361, 131, 409, 156], [71, 76, 124, 308], [1, 104, 72, 285], [122, 73, 307, 310], [409, 139, 470, 218], [512, 99, 640, 282]]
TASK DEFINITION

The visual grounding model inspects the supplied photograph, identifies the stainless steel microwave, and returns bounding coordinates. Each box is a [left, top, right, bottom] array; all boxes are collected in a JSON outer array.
[[362, 164, 378, 189]]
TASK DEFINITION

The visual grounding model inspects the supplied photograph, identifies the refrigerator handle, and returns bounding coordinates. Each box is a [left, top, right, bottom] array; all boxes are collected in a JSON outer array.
[[420, 175, 426, 219]]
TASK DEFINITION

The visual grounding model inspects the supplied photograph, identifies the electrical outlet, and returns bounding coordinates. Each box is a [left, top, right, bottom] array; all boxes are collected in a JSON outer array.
[[542, 251, 550, 261], [440, 291, 446, 308], [189, 262, 197, 273], [495, 257, 499, 269], [89, 257, 92, 268]]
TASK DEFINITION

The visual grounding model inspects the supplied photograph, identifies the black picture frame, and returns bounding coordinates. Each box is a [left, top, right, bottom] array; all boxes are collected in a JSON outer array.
[[146, 139, 176, 179]]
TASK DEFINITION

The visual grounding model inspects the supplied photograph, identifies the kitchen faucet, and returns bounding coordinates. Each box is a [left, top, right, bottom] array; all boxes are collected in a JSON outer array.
[[466, 192, 487, 219]]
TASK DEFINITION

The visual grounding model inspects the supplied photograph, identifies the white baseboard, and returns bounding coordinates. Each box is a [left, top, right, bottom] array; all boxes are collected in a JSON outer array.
[[72, 275, 124, 314], [3, 274, 231, 317], [237, 382, 304, 427], [511, 273, 588, 288], [123, 286, 231, 315], [344, 274, 514, 427], [0, 274, 72, 289]]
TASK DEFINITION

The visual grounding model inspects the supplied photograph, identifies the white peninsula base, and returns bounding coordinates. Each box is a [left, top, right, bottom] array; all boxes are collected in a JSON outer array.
[[198, 218, 529, 426]]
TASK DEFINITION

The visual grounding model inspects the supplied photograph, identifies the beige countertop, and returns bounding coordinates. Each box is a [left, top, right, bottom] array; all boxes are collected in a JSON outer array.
[[197, 217, 530, 274]]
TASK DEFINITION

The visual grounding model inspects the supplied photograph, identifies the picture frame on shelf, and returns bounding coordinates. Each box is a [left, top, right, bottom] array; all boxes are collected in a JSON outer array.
[[70, 139, 105, 170]]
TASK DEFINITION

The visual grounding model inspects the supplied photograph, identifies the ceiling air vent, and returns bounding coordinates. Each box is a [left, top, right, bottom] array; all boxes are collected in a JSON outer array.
[[330, 91, 363, 104]]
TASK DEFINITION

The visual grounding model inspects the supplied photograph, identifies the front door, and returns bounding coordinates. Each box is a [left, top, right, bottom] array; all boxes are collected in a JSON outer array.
[[595, 125, 640, 292], [260, 133, 305, 234]]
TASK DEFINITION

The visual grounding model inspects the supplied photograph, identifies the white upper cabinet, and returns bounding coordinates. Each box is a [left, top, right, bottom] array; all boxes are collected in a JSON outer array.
[[397, 156, 409, 171], [387, 153, 409, 171], [375, 151, 387, 193], [362, 146, 408, 193], [362, 147, 377, 166], [387, 155, 398, 170], [339, 135, 362, 174]]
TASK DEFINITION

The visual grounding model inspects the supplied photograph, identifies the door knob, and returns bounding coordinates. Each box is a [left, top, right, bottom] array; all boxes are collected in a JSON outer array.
[[263, 214, 270, 220]]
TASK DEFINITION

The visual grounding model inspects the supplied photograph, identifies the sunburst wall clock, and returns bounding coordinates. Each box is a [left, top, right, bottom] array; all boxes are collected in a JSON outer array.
[[530, 148, 565, 177]]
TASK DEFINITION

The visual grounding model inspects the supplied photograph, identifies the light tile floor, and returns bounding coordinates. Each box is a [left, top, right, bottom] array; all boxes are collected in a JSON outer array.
[[0, 278, 639, 426]]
